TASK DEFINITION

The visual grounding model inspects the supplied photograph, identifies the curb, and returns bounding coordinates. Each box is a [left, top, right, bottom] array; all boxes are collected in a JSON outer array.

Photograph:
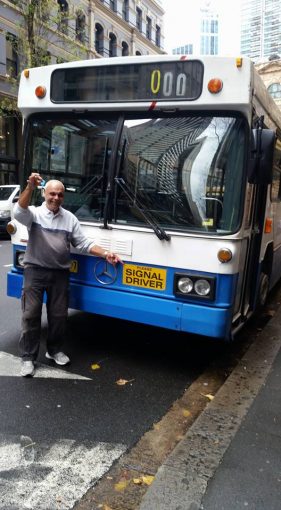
[[139, 306, 281, 510]]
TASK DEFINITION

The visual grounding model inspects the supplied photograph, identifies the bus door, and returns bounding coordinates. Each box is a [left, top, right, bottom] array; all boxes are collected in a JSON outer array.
[[240, 125, 275, 317]]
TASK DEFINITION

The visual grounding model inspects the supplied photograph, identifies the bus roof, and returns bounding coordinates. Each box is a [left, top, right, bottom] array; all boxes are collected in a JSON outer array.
[[17, 55, 281, 130]]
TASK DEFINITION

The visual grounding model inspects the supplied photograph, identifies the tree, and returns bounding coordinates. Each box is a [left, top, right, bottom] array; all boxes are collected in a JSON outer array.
[[0, 0, 88, 119]]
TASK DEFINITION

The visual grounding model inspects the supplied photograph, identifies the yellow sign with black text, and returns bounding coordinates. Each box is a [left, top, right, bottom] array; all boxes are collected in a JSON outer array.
[[123, 264, 167, 291]]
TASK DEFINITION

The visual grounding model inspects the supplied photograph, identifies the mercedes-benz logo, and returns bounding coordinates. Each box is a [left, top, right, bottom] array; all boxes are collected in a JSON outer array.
[[94, 259, 118, 285]]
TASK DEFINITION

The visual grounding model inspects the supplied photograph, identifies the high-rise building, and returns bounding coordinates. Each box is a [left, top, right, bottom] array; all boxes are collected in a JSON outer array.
[[240, 0, 281, 61], [172, 0, 219, 56]]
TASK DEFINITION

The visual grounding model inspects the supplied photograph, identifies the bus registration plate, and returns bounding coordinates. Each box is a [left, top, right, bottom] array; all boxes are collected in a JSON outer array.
[[123, 264, 167, 291]]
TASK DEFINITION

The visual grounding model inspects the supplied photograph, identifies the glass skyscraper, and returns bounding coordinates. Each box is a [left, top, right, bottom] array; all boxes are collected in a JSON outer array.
[[241, 0, 281, 61]]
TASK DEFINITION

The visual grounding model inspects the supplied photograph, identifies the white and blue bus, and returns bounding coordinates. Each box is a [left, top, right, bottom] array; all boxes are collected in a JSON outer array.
[[7, 55, 281, 340]]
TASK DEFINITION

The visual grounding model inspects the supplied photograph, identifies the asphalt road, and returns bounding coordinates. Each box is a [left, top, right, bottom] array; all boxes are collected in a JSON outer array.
[[0, 238, 229, 510]]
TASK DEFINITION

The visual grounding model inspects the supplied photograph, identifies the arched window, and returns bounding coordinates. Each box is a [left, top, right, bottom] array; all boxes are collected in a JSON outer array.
[[76, 10, 86, 43], [109, 32, 117, 57], [268, 83, 281, 99], [136, 50, 141, 56], [95, 23, 104, 55], [122, 41, 129, 56], [57, 0, 68, 35]]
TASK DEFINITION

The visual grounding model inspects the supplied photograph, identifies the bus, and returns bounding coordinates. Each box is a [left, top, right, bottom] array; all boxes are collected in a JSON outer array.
[[6, 55, 281, 341]]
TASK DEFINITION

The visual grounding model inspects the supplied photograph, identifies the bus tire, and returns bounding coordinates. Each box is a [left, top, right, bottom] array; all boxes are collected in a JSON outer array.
[[257, 271, 270, 308]]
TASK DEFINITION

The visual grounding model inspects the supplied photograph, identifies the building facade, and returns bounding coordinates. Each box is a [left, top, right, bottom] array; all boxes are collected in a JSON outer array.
[[0, 0, 165, 185], [172, 0, 219, 56], [240, 0, 281, 62], [256, 57, 281, 110]]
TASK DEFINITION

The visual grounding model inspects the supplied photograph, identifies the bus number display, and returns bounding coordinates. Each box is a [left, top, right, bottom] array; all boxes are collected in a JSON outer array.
[[150, 69, 189, 98], [51, 60, 204, 103]]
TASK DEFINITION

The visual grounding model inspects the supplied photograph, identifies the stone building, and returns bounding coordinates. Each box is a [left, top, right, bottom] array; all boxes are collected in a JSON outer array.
[[255, 57, 281, 111], [0, 0, 164, 185]]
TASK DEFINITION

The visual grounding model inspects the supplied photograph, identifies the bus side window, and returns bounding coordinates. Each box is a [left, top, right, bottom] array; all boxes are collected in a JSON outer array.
[[271, 137, 281, 202]]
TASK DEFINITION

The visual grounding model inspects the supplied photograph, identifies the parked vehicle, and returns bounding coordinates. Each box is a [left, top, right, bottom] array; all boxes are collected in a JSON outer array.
[[0, 185, 20, 236]]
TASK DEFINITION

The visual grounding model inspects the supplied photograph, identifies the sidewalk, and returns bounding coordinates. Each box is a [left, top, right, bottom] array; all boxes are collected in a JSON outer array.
[[139, 307, 281, 510]]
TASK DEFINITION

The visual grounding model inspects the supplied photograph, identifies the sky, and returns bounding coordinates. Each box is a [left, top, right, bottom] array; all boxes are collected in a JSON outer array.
[[161, 0, 242, 55]]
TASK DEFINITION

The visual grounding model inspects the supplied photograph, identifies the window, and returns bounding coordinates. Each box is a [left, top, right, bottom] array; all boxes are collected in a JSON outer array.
[[109, 33, 117, 57], [268, 83, 281, 99], [146, 16, 152, 40], [95, 23, 104, 55], [122, 0, 129, 21], [76, 10, 86, 43], [122, 41, 129, 56], [136, 8, 142, 32], [271, 138, 281, 201], [156, 25, 161, 47], [6, 34, 18, 78], [110, 0, 117, 11], [57, 0, 69, 35]]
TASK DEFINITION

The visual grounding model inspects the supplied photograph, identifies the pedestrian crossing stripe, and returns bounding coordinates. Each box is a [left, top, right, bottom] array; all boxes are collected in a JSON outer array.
[[0, 351, 91, 380]]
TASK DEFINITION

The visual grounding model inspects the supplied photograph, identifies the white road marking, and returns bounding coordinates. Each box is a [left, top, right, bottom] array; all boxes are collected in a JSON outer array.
[[0, 436, 127, 509], [0, 351, 92, 380]]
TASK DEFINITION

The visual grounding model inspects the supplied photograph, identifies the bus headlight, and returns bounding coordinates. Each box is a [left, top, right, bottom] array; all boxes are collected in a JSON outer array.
[[194, 279, 211, 296], [177, 277, 193, 294], [15, 250, 25, 268], [6, 221, 17, 235], [174, 273, 215, 300]]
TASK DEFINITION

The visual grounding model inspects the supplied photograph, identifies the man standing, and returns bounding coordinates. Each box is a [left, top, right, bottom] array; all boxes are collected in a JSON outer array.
[[14, 173, 122, 377]]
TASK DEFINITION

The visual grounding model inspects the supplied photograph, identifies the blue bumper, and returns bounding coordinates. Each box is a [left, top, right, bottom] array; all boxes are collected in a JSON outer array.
[[7, 270, 233, 340]]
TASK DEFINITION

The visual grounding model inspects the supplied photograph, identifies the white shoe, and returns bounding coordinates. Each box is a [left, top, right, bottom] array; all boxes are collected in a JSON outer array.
[[21, 360, 35, 377], [45, 351, 70, 365]]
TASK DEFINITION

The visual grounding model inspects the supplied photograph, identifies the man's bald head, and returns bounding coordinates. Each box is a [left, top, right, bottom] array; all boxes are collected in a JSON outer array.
[[44, 180, 65, 214]]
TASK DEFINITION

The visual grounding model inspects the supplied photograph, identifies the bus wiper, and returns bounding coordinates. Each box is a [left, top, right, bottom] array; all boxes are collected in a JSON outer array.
[[115, 177, 170, 241]]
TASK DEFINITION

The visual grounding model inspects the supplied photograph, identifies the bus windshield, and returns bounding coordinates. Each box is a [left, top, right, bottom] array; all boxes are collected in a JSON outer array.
[[25, 113, 246, 234]]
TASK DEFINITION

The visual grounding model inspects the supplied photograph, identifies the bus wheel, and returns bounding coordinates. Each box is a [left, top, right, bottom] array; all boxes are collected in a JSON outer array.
[[258, 272, 270, 308]]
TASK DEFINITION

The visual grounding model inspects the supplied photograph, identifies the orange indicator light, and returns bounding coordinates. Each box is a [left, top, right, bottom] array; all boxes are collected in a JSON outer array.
[[264, 218, 272, 233], [35, 86, 46, 99], [217, 248, 232, 263], [207, 78, 223, 94]]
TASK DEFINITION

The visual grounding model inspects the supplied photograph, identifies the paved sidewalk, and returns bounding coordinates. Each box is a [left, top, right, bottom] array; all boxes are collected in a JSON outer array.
[[139, 307, 281, 510]]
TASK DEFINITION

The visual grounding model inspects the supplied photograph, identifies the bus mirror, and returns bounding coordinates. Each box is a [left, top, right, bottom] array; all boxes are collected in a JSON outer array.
[[248, 129, 275, 185]]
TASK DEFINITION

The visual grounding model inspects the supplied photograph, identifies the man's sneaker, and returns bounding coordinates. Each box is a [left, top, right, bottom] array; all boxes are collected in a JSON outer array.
[[21, 360, 35, 377], [45, 351, 70, 366]]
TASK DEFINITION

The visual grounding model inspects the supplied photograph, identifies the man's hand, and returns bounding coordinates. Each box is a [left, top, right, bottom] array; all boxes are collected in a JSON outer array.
[[105, 252, 123, 265], [27, 173, 43, 189]]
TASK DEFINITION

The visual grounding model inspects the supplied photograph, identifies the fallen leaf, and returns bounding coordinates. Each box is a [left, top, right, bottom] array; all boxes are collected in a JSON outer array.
[[133, 477, 143, 485], [91, 363, 101, 370], [114, 479, 130, 491], [204, 393, 214, 401], [142, 475, 155, 485], [176, 434, 185, 441], [182, 409, 191, 417], [103, 505, 113, 510], [116, 378, 135, 385], [133, 475, 155, 486]]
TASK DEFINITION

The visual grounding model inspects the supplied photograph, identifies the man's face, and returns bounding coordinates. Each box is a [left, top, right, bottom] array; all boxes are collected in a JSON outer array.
[[44, 182, 64, 213]]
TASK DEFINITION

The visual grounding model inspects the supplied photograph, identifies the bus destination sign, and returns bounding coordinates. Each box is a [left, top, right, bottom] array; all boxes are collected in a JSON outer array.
[[51, 60, 204, 103]]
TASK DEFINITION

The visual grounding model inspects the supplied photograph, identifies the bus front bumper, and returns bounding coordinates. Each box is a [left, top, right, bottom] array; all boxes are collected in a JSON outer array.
[[7, 271, 233, 340]]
